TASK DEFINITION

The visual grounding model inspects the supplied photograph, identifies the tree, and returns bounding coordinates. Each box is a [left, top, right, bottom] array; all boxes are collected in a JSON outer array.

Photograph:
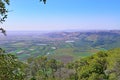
[[0, 0, 9, 23], [0, 48, 5, 54], [0, 53, 26, 80], [0, 0, 46, 35], [0, 0, 9, 35], [40, 0, 47, 4]]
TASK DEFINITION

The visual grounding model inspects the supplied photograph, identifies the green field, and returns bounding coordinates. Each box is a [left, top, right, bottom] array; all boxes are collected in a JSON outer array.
[[1, 31, 120, 63]]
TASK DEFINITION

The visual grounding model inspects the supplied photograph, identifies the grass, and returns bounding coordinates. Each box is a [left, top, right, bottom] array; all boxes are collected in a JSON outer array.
[[47, 47, 98, 63]]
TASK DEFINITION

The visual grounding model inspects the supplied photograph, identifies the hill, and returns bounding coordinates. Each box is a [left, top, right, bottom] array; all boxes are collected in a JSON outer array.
[[0, 30, 120, 61]]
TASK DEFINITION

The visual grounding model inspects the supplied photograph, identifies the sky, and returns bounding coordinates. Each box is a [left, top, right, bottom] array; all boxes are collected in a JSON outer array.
[[2, 0, 120, 31]]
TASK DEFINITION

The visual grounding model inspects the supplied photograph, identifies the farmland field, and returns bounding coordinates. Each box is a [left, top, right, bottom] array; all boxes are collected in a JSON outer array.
[[0, 30, 120, 63]]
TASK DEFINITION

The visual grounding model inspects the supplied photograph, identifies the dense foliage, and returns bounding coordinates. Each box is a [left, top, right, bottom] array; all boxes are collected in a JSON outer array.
[[67, 48, 120, 80], [0, 48, 120, 80], [0, 49, 26, 80]]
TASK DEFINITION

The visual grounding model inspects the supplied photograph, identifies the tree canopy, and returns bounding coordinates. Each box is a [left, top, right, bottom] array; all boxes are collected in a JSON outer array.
[[0, 0, 10, 24], [1, 48, 120, 80]]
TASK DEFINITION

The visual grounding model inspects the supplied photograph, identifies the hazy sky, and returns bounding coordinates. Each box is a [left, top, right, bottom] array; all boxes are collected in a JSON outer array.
[[2, 0, 120, 31]]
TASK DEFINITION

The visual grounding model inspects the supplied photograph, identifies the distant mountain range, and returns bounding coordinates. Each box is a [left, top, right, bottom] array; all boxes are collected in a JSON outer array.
[[43, 30, 120, 50]]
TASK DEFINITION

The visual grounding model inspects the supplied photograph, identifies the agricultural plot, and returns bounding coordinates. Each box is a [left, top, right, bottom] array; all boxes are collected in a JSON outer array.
[[0, 31, 120, 63]]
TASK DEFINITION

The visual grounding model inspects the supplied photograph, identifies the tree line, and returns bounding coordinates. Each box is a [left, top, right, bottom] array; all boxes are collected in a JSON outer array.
[[1, 48, 120, 80]]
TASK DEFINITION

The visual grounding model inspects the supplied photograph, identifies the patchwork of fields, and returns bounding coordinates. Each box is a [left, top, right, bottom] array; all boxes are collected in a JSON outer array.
[[0, 30, 120, 63]]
